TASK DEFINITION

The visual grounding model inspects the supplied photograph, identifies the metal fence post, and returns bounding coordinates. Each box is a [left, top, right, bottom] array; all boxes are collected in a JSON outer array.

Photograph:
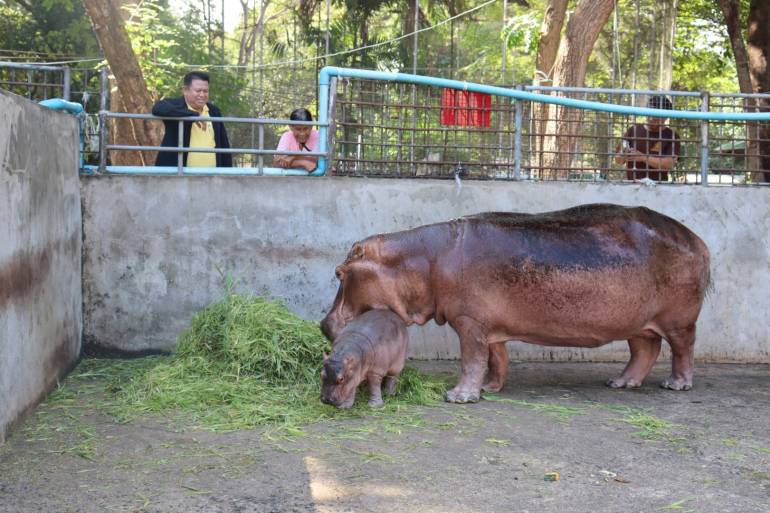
[[177, 120, 184, 175], [258, 124, 264, 174], [98, 111, 107, 174], [97, 68, 109, 175], [700, 91, 710, 186], [62, 66, 71, 101], [514, 85, 523, 181]]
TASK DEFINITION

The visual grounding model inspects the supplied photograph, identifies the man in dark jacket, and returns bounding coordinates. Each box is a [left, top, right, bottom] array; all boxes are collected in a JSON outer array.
[[152, 71, 233, 167]]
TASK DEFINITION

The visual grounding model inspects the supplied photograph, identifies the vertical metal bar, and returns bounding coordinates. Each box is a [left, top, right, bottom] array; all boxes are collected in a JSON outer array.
[[27, 69, 32, 99], [98, 111, 107, 174], [514, 85, 523, 181], [177, 120, 184, 175], [62, 66, 71, 101], [258, 124, 264, 174], [700, 91, 709, 185], [96, 68, 109, 175], [259, 0, 264, 117], [100, 67, 109, 112], [327, 77, 338, 173], [410, 0, 419, 174]]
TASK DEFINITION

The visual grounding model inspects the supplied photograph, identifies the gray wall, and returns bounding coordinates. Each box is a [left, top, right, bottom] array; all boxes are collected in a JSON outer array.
[[0, 92, 82, 443], [81, 176, 770, 363]]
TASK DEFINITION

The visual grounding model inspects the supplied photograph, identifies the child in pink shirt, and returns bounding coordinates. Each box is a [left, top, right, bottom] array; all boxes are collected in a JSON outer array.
[[274, 108, 320, 172]]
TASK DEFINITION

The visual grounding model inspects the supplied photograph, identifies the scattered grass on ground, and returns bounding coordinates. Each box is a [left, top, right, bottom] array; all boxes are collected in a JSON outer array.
[[483, 395, 588, 423], [597, 404, 683, 442], [40, 294, 453, 442]]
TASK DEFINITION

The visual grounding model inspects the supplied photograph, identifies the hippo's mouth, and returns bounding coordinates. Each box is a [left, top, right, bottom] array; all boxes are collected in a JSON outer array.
[[321, 394, 355, 409]]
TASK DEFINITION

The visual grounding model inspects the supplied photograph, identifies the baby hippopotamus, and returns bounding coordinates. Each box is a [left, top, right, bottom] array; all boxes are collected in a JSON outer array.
[[320, 309, 408, 409]]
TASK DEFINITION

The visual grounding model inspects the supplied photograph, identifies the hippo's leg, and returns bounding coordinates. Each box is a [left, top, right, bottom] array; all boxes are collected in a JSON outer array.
[[482, 342, 508, 393], [367, 374, 385, 407], [445, 316, 487, 404], [660, 324, 696, 391], [382, 376, 397, 396], [607, 332, 662, 389]]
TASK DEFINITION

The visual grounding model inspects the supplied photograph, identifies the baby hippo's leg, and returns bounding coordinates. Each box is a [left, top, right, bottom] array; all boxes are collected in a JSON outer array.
[[367, 374, 385, 408], [382, 376, 397, 396]]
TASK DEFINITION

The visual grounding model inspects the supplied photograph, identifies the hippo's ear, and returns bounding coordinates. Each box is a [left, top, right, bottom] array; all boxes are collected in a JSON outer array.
[[347, 243, 365, 262], [322, 352, 329, 362]]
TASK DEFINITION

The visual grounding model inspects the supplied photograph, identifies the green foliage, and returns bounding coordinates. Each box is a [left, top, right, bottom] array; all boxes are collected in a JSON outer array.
[[123, 1, 248, 116], [0, 0, 99, 61]]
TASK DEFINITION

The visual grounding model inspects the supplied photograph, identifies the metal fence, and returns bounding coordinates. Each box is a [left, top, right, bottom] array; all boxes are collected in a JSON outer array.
[[327, 78, 770, 185], [87, 112, 326, 176], [3, 60, 769, 184]]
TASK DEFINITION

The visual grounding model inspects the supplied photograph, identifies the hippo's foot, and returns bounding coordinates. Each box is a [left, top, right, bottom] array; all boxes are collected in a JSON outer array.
[[660, 377, 692, 391], [382, 376, 397, 396], [481, 380, 503, 393], [445, 387, 481, 403], [368, 397, 385, 408], [606, 377, 643, 389]]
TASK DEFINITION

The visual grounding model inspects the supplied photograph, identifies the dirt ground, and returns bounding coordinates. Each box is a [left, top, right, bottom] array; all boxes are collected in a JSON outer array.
[[1, 360, 769, 513]]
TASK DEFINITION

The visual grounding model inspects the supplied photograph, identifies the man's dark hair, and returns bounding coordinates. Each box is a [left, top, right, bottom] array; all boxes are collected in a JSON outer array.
[[647, 94, 673, 110], [183, 71, 210, 87], [289, 108, 313, 122]]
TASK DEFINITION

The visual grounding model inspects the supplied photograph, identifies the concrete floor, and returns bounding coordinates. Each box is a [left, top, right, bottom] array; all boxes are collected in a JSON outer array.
[[1, 360, 769, 513]]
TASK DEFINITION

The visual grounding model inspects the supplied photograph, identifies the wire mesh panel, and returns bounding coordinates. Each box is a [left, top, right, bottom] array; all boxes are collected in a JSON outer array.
[[331, 78, 517, 179], [328, 77, 770, 184]]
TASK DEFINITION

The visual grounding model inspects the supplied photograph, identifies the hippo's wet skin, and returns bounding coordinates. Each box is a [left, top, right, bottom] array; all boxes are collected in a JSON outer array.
[[321, 204, 711, 403]]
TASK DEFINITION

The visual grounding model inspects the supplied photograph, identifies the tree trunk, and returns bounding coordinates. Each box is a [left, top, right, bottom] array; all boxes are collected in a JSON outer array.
[[717, 0, 760, 181], [535, 0, 568, 83], [237, 0, 255, 67], [657, 0, 677, 90], [541, 0, 615, 179], [718, 0, 754, 93], [82, 0, 159, 166], [532, 0, 568, 173], [747, 0, 770, 182]]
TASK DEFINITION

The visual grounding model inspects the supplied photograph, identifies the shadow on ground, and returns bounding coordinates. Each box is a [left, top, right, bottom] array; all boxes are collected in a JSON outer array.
[[1, 361, 769, 513]]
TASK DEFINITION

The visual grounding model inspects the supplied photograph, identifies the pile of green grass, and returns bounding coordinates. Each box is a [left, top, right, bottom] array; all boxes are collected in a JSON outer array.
[[103, 294, 449, 433]]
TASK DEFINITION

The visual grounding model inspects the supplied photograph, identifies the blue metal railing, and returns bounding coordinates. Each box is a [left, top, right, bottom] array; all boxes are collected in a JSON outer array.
[[317, 66, 770, 183]]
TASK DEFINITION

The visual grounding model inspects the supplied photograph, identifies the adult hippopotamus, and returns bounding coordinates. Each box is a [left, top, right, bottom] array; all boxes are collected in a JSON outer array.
[[320, 203, 711, 403]]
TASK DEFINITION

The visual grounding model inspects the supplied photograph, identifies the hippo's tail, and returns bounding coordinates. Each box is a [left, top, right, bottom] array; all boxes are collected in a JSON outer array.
[[700, 244, 714, 301]]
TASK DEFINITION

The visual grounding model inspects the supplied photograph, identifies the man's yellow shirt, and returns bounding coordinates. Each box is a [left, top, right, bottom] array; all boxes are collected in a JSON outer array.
[[186, 103, 216, 167]]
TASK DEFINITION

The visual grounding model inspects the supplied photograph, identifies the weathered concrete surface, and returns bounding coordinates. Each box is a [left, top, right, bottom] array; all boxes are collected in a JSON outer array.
[[81, 176, 770, 362], [0, 92, 82, 443], [0, 361, 768, 513]]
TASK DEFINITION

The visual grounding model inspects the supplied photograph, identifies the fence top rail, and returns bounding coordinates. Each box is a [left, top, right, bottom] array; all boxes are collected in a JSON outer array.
[[104, 144, 325, 157], [525, 85, 702, 97], [103, 111, 327, 126], [319, 66, 770, 121], [0, 61, 68, 72]]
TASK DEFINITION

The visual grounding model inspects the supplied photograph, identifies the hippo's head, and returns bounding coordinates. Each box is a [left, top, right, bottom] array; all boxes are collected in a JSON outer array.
[[320, 352, 359, 408], [320, 237, 434, 341]]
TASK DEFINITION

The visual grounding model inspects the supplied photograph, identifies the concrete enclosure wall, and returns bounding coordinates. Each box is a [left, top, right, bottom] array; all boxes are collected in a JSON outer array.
[[0, 92, 82, 443], [82, 176, 770, 363]]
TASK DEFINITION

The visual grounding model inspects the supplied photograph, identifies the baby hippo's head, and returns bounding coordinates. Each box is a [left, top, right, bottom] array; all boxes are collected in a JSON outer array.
[[320, 353, 360, 409]]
